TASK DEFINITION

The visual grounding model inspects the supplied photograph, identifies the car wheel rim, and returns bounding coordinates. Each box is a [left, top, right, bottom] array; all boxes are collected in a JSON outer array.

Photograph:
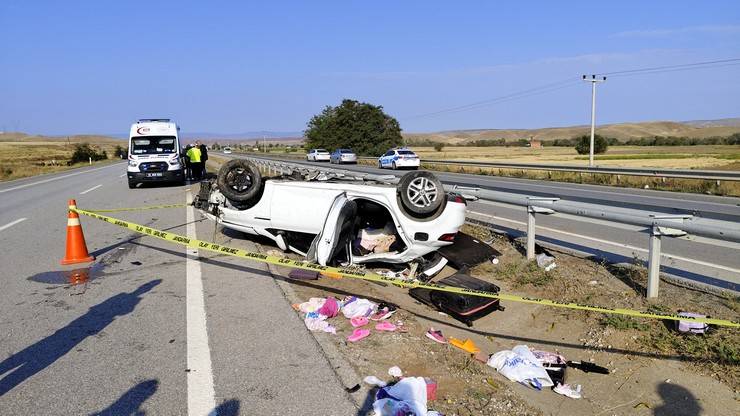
[[406, 177, 438, 208], [226, 167, 253, 192]]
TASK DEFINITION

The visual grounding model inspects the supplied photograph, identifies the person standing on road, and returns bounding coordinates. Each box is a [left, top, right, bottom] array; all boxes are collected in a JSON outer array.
[[183, 144, 192, 180], [186, 144, 202, 181], [198, 140, 208, 178]]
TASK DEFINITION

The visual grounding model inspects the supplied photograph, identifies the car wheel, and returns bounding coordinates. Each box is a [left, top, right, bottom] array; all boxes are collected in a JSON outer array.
[[128, 180, 136, 189], [392, 161, 397, 170], [398, 171, 444, 216], [378, 161, 382, 169], [216, 159, 262, 203]]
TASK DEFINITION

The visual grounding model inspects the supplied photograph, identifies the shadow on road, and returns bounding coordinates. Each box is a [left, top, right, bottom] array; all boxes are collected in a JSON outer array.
[[0, 280, 161, 397], [653, 381, 702, 416], [90, 379, 159, 416], [213, 399, 241, 416]]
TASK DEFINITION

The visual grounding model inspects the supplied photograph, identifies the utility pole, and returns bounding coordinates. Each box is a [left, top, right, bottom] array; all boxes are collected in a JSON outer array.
[[582, 75, 606, 167]]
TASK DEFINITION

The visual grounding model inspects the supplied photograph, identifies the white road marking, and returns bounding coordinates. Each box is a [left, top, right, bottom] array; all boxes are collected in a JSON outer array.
[[185, 192, 216, 415], [0, 218, 27, 232], [468, 210, 740, 274], [119, 173, 127, 178], [79, 184, 102, 194], [0, 163, 122, 194]]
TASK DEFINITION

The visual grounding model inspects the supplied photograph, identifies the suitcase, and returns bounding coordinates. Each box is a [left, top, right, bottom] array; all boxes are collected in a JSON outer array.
[[410, 272, 504, 327]]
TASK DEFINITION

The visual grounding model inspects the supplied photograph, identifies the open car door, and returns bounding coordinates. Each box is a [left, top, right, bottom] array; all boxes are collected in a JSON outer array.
[[307, 193, 357, 266]]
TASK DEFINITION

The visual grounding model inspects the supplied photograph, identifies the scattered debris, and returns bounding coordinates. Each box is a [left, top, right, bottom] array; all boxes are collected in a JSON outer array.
[[425, 328, 447, 344], [388, 366, 403, 378], [449, 338, 480, 354], [487, 345, 554, 390]]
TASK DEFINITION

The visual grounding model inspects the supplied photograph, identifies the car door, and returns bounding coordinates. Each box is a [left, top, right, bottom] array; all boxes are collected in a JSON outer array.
[[381, 151, 393, 167], [307, 193, 357, 266]]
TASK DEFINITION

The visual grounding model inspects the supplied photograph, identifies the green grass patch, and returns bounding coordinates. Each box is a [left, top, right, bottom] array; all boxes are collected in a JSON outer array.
[[599, 315, 650, 331], [640, 327, 740, 366]]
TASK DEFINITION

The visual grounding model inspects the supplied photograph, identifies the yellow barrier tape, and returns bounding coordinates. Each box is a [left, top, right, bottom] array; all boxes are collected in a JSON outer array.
[[72, 207, 739, 328], [87, 204, 187, 213]]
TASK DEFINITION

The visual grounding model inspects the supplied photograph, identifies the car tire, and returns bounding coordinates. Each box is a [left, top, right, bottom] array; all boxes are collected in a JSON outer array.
[[128, 180, 136, 189], [378, 161, 382, 169], [392, 161, 397, 170], [397, 171, 444, 216], [217, 159, 262, 203]]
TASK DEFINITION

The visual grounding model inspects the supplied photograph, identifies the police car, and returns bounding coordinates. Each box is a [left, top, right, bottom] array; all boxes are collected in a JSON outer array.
[[378, 148, 420, 170]]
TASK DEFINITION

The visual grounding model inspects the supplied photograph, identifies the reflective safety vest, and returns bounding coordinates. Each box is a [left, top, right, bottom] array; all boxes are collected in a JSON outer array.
[[186, 147, 202, 163]]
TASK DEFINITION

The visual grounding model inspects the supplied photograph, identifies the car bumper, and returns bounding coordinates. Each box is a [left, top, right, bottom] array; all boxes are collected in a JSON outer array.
[[394, 159, 420, 167], [338, 156, 357, 163], [128, 169, 184, 182], [315, 155, 330, 161]]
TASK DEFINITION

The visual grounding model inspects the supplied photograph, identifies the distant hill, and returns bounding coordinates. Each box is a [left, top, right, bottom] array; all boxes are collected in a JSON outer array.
[[682, 118, 740, 128], [181, 131, 303, 140], [0, 132, 124, 143], [404, 118, 740, 145]]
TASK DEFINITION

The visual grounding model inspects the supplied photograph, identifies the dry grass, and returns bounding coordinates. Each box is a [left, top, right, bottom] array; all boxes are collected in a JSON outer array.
[[404, 120, 740, 143], [0, 141, 122, 181], [412, 145, 740, 169]]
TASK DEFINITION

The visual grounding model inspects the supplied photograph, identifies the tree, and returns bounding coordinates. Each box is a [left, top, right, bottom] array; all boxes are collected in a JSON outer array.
[[574, 134, 609, 155], [433, 142, 444, 152], [69, 143, 107, 164], [304, 99, 403, 156]]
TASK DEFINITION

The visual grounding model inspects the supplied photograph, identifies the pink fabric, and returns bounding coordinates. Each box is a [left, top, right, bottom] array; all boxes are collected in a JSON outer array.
[[318, 297, 339, 318], [351, 316, 369, 327], [348, 328, 370, 342], [375, 321, 397, 332]]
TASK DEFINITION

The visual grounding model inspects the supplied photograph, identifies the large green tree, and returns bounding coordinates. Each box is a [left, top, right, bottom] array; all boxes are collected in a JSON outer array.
[[304, 99, 403, 156], [574, 134, 609, 155]]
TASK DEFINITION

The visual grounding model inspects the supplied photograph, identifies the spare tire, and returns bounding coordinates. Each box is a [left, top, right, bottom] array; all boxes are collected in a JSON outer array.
[[397, 170, 444, 216], [217, 159, 262, 203]]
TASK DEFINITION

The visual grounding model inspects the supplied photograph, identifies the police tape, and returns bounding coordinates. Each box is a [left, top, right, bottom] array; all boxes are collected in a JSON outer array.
[[71, 206, 740, 328], [86, 204, 187, 213]]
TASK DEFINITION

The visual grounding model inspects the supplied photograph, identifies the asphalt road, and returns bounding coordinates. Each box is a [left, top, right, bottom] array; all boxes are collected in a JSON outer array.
[[221, 153, 740, 291], [0, 163, 357, 414]]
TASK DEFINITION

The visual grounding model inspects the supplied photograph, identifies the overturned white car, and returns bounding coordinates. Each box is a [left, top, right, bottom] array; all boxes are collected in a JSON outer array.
[[194, 159, 467, 267]]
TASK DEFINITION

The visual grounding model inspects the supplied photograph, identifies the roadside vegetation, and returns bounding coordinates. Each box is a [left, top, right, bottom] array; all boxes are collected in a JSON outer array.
[[0, 140, 122, 181], [303, 99, 402, 155]]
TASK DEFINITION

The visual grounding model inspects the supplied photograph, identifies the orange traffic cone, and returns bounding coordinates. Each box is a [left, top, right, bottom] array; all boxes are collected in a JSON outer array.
[[61, 199, 95, 265]]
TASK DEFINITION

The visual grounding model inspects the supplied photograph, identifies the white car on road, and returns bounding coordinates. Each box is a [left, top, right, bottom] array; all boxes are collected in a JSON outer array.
[[194, 159, 467, 266], [306, 149, 331, 162], [378, 148, 420, 170]]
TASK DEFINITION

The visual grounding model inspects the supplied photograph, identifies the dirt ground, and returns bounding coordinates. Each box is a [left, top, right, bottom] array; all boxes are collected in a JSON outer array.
[[257, 224, 739, 416]]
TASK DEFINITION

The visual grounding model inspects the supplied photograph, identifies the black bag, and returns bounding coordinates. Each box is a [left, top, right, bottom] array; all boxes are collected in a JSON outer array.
[[410, 272, 503, 327]]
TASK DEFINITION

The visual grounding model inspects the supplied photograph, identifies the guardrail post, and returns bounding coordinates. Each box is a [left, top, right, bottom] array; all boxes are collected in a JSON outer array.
[[525, 197, 558, 261], [526, 207, 538, 260], [647, 225, 662, 298]]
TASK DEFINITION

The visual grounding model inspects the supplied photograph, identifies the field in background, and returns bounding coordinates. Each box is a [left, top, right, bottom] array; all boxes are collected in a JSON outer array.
[[404, 119, 740, 144], [413, 145, 740, 169], [0, 141, 122, 181]]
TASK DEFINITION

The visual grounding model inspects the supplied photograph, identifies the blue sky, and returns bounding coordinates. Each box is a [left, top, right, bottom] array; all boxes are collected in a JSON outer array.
[[1, 0, 739, 135]]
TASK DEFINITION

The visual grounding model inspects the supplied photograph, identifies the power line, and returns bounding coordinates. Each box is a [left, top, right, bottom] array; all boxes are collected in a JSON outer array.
[[401, 57, 740, 121], [597, 57, 740, 76], [403, 77, 580, 120]]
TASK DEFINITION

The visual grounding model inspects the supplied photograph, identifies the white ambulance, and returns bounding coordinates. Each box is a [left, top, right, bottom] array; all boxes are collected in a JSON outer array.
[[126, 119, 185, 188]]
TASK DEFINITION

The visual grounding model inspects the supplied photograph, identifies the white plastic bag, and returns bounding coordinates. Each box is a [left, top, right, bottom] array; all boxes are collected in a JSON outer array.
[[372, 376, 428, 416], [487, 345, 553, 389]]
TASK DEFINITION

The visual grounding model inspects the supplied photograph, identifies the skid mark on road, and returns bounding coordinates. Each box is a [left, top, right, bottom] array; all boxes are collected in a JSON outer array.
[[0, 218, 27, 232], [185, 192, 216, 415], [80, 184, 102, 194]]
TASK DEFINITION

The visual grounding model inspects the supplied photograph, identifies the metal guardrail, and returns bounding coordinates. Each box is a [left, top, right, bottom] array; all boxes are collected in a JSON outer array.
[[228, 151, 740, 181], [227, 155, 740, 297], [354, 157, 740, 181]]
